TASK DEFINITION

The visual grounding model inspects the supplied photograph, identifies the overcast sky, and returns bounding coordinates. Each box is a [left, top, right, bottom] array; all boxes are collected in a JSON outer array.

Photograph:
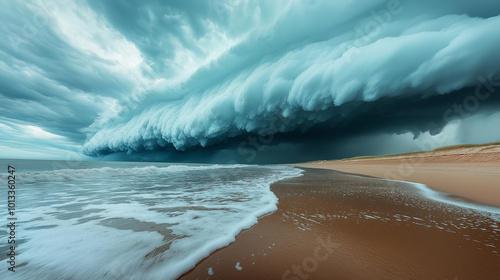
[[1, 0, 500, 162]]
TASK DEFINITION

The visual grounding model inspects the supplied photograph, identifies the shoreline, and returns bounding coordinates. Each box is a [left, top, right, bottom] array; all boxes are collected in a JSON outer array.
[[293, 162, 500, 207], [179, 167, 500, 279], [293, 144, 500, 207]]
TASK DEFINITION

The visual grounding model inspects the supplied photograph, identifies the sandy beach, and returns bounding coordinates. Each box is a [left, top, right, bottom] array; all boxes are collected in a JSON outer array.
[[180, 166, 500, 279]]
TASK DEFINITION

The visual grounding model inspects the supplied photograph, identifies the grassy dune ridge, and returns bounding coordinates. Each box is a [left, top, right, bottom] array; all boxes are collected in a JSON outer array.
[[309, 142, 500, 163]]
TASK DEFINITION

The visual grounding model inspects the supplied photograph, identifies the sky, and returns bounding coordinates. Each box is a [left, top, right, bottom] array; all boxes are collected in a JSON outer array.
[[1, 0, 500, 163]]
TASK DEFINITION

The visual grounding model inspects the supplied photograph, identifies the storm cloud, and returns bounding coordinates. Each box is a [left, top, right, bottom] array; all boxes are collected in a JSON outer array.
[[1, 0, 500, 161]]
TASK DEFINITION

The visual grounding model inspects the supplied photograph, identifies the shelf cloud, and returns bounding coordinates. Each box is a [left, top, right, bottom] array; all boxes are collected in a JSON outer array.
[[2, 0, 500, 161]]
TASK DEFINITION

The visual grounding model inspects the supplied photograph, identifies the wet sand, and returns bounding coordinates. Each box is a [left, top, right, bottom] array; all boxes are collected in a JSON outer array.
[[179, 168, 500, 280], [296, 164, 500, 207], [296, 145, 500, 207]]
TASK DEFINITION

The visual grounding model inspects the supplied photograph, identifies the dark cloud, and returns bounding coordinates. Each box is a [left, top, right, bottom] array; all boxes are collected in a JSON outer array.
[[1, 0, 500, 161], [87, 85, 500, 163]]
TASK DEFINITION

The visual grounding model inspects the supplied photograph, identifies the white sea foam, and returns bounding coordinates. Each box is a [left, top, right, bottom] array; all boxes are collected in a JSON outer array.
[[0, 164, 303, 280], [12, 164, 247, 184]]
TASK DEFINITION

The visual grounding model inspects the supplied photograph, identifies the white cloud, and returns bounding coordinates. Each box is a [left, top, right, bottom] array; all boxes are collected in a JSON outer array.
[[22, 125, 63, 139]]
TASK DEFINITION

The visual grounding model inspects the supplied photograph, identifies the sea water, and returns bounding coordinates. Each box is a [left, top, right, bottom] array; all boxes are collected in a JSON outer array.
[[0, 159, 302, 279]]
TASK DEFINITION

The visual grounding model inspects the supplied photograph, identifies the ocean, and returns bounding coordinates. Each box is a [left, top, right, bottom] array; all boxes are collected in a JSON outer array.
[[0, 159, 303, 279]]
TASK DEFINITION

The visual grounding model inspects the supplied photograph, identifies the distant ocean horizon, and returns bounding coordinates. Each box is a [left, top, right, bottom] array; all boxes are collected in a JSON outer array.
[[0, 159, 303, 279]]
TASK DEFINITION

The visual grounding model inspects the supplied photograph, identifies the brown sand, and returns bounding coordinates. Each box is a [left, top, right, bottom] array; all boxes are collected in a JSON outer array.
[[296, 144, 500, 207], [179, 168, 500, 280]]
